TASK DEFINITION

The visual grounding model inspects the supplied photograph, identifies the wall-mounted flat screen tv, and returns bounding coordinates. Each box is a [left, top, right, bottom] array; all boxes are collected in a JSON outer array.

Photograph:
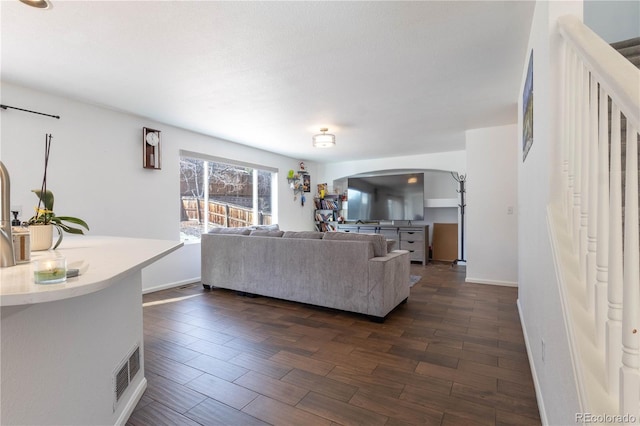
[[347, 173, 424, 221]]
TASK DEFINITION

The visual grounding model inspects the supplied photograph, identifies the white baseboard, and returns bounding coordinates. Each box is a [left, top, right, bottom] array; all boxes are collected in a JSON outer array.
[[115, 377, 147, 426], [465, 277, 518, 287], [142, 277, 201, 294], [518, 299, 548, 425]]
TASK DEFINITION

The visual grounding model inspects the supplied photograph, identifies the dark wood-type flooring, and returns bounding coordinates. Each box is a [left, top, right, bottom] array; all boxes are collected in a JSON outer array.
[[127, 262, 540, 426]]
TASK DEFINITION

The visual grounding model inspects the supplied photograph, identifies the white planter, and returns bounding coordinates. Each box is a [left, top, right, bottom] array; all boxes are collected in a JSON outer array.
[[29, 224, 54, 251]]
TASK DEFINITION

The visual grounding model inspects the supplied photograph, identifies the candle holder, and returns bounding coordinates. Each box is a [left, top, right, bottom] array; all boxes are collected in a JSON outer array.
[[33, 258, 67, 284]]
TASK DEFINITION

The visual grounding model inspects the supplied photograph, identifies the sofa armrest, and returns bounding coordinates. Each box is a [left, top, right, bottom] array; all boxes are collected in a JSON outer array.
[[367, 250, 411, 317]]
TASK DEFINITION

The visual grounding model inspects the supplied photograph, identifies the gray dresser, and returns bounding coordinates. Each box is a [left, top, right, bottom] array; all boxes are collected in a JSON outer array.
[[336, 224, 429, 265]]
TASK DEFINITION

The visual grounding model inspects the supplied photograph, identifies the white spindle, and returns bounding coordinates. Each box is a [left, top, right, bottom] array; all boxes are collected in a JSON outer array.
[[562, 45, 572, 216], [567, 50, 577, 231], [580, 66, 591, 284], [607, 103, 623, 395], [620, 122, 640, 418], [595, 85, 609, 350], [586, 74, 598, 316], [573, 61, 583, 249]]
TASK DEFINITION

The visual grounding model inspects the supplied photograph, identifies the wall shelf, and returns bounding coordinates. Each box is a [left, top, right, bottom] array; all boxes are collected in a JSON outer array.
[[288, 170, 309, 198]]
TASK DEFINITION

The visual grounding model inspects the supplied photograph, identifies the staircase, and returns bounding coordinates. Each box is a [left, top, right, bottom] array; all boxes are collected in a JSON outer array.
[[554, 16, 640, 420]]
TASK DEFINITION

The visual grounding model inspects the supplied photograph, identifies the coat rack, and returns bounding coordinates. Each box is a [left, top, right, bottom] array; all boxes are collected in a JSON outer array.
[[451, 172, 466, 266]]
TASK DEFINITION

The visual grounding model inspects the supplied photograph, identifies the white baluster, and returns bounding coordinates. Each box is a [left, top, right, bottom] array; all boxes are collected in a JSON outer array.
[[586, 74, 598, 316], [595, 86, 609, 350], [607, 104, 623, 395], [573, 60, 583, 250], [578, 67, 591, 308], [620, 122, 640, 418], [567, 50, 577, 234], [562, 44, 572, 216]]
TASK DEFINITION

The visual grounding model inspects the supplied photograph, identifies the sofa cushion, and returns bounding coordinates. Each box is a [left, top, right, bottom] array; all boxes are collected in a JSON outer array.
[[250, 230, 284, 237], [386, 239, 397, 252], [282, 231, 324, 239], [208, 227, 251, 235], [323, 232, 387, 257], [250, 224, 280, 231]]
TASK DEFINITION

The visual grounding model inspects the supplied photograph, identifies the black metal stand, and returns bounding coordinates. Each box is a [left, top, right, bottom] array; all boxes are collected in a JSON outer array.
[[451, 172, 466, 266]]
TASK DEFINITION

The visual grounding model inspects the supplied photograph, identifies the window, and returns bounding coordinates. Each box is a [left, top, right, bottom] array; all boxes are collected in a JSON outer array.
[[179, 151, 276, 242]]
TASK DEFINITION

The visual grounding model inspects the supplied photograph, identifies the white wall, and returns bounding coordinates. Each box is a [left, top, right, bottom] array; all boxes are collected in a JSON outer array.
[[584, 0, 640, 42], [423, 170, 459, 247], [518, 1, 583, 424], [465, 124, 518, 286], [0, 82, 314, 291], [318, 150, 466, 183]]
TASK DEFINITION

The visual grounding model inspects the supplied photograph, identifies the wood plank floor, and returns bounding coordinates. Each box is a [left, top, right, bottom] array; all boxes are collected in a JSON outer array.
[[127, 262, 541, 426]]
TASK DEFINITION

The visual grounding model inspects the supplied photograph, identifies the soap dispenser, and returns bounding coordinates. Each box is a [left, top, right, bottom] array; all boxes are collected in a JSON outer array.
[[11, 211, 30, 263]]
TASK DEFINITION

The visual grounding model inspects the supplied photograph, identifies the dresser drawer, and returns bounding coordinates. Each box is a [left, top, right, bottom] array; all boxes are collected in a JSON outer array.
[[399, 230, 424, 242], [400, 240, 424, 251], [403, 249, 424, 262]]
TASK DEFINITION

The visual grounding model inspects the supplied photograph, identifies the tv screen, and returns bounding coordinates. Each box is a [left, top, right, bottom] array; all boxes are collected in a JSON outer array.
[[347, 173, 424, 221]]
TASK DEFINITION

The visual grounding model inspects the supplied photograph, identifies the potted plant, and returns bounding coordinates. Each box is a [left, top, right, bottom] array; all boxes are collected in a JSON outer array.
[[28, 189, 89, 250], [27, 134, 89, 250]]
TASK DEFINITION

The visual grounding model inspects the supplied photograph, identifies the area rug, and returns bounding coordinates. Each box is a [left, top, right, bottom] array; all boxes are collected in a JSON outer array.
[[409, 275, 421, 287]]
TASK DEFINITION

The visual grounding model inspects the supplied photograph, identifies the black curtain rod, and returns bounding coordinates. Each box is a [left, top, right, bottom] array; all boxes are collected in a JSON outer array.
[[0, 104, 60, 119]]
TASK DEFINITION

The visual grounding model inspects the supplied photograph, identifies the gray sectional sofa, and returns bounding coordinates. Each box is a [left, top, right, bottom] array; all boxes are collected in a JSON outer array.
[[201, 228, 411, 321]]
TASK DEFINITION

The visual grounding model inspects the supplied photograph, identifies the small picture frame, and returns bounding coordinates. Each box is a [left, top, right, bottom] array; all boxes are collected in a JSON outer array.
[[303, 174, 311, 192]]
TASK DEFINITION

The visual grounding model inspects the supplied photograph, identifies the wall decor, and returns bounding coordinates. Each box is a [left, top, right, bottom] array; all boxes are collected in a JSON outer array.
[[317, 183, 327, 198], [302, 173, 311, 192], [143, 127, 161, 169], [522, 50, 534, 162]]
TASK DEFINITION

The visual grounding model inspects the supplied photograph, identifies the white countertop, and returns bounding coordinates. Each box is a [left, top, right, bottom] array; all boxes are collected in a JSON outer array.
[[0, 235, 183, 306]]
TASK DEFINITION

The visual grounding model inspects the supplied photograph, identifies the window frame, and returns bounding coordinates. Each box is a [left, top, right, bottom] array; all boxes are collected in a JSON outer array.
[[179, 150, 278, 241]]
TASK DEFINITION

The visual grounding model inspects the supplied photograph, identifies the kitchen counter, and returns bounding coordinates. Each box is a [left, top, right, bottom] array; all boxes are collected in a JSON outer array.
[[1, 235, 182, 306], [0, 235, 183, 425]]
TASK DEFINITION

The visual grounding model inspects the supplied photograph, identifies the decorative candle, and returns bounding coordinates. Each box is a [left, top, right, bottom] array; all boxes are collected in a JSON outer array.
[[34, 258, 67, 284]]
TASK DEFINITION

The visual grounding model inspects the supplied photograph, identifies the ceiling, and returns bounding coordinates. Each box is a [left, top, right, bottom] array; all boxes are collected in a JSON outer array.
[[0, 0, 535, 163]]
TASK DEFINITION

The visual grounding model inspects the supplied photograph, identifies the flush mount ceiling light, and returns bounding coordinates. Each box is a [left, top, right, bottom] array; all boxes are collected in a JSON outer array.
[[19, 0, 51, 9], [312, 128, 336, 148]]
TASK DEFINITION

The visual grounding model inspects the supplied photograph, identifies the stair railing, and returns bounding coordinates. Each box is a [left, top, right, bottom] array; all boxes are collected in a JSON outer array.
[[557, 15, 640, 418]]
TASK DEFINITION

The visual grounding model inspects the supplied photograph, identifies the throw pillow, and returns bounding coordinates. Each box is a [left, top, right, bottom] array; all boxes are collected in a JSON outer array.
[[282, 231, 324, 239], [322, 232, 387, 257], [249, 230, 284, 237]]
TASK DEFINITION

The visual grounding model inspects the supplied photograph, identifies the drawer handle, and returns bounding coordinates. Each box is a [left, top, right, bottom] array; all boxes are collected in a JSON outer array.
[[407, 232, 415, 234], [409, 250, 415, 252], [407, 241, 415, 243]]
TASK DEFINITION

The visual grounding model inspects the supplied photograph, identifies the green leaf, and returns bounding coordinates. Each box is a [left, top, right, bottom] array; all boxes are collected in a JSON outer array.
[[55, 216, 90, 231], [56, 223, 86, 235], [31, 189, 54, 211], [52, 225, 63, 250]]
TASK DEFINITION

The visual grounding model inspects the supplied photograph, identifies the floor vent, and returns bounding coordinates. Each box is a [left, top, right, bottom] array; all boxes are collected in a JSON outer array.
[[129, 347, 140, 379], [113, 344, 141, 410]]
